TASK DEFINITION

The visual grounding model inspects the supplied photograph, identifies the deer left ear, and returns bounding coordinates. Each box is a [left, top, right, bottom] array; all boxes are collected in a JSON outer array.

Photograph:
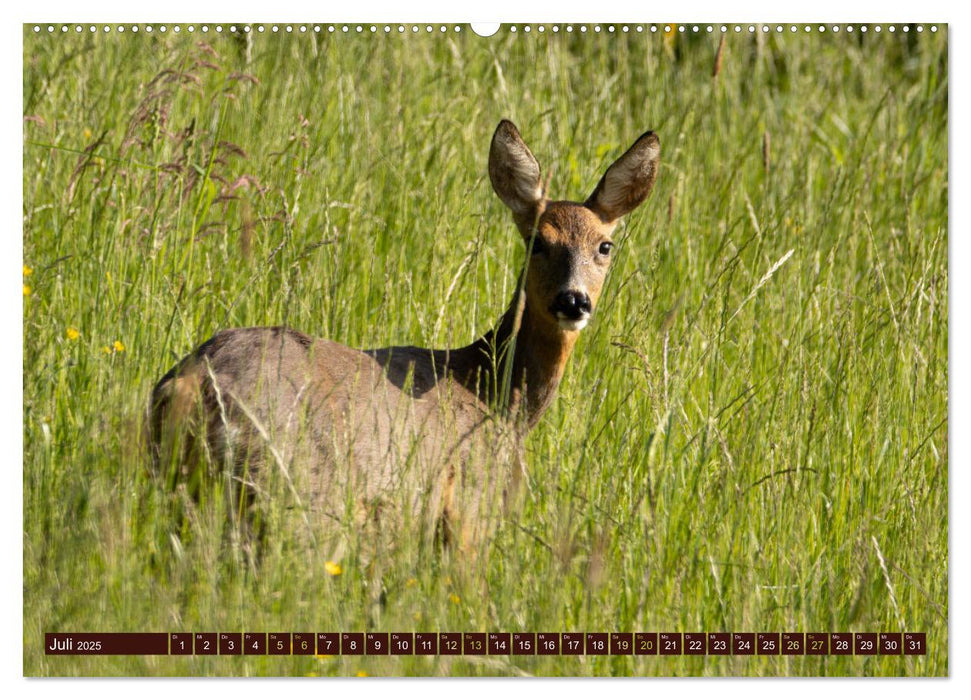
[[489, 120, 547, 236], [586, 131, 660, 223]]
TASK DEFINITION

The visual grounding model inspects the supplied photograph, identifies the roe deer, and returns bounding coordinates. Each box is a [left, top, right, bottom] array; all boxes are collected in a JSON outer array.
[[149, 120, 659, 558]]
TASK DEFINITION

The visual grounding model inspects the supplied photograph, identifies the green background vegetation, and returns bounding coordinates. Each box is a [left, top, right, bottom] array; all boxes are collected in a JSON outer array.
[[23, 23, 947, 676]]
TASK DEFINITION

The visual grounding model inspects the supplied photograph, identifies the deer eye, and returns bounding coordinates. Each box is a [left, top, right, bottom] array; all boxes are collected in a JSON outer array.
[[598, 241, 614, 256], [529, 237, 546, 255]]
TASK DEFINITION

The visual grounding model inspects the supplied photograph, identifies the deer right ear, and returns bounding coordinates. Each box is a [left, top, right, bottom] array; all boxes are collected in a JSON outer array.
[[586, 131, 660, 224], [489, 120, 546, 236]]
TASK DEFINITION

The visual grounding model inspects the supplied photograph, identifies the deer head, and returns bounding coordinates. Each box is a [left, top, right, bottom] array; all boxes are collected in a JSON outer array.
[[488, 119, 660, 333]]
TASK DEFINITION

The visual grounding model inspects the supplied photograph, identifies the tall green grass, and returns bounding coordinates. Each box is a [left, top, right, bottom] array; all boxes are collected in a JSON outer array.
[[23, 24, 947, 676]]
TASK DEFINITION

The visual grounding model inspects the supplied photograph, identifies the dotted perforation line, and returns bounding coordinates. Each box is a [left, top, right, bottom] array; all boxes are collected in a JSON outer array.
[[29, 24, 466, 34], [506, 23, 937, 34], [31, 24, 940, 35]]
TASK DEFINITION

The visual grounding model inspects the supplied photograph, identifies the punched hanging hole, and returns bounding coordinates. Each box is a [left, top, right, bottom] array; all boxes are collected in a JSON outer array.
[[471, 23, 500, 37]]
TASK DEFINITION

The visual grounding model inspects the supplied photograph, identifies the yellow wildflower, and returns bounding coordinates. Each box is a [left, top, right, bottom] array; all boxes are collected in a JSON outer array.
[[23, 284, 31, 296], [66, 327, 80, 340], [113, 340, 125, 353], [449, 593, 461, 604], [23, 264, 33, 276], [84, 128, 92, 139], [356, 670, 368, 677], [102, 346, 112, 354], [663, 24, 677, 51], [324, 561, 342, 576]]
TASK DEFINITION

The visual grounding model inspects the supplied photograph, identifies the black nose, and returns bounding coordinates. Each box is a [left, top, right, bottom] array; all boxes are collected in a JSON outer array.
[[550, 291, 592, 319]]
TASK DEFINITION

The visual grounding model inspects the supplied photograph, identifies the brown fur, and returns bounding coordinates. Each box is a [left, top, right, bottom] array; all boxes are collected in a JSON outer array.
[[149, 120, 660, 558]]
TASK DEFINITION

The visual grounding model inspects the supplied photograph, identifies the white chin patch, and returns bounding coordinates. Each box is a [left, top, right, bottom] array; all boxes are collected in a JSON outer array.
[[557, 316, 589, 332]]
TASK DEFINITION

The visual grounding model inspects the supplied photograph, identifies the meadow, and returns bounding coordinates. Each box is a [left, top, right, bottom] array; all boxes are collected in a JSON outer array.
[[22, 24, 947, 676]]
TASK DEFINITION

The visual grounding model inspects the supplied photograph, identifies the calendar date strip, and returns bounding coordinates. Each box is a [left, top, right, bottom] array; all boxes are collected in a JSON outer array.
[[45, 632, 926, 656]]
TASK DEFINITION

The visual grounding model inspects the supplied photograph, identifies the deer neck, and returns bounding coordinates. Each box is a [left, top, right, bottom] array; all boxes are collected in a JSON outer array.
[[449, 287, 579, 430]]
